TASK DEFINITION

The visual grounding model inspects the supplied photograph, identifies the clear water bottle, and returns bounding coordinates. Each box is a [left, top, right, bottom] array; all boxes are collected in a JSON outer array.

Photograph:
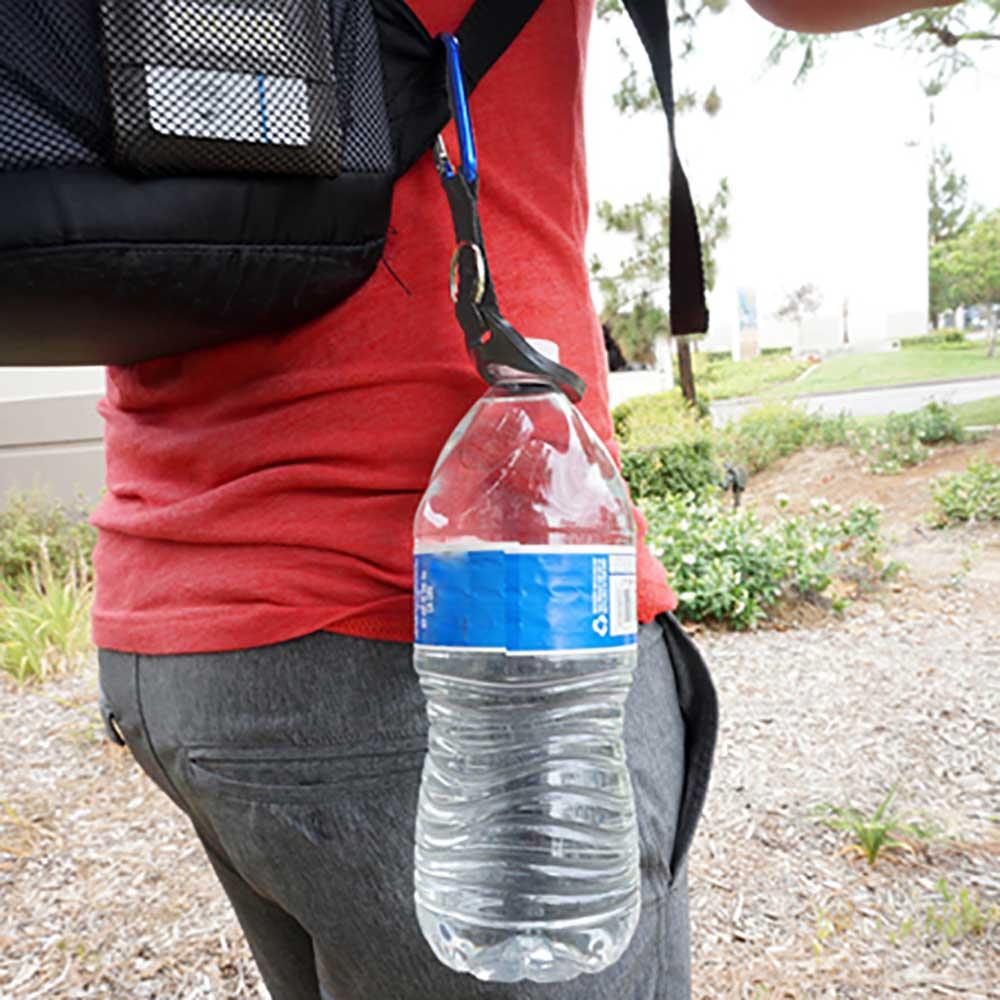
[[412, 341, 641, 983]]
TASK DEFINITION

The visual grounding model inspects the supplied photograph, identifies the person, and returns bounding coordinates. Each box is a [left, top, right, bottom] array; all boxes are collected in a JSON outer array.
[[93, 2, 945, 997], [602, 323, 630, 372]]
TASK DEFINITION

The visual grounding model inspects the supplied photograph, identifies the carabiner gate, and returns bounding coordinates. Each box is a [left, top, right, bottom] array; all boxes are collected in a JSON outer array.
[[436, 34, 477, 186]]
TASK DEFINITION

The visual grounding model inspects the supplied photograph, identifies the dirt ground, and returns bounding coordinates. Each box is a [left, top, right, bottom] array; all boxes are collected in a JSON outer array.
[[744, 431, 1000, 616], [1, 441, 998, 999]]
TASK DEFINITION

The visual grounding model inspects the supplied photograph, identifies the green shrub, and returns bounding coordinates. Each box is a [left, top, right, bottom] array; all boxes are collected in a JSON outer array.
[[621, 441, 720, 501], [715, 402, 825, 474], [614, 393, 720, 500], [811, 411, 854, 448], [617, 398, 855, 499], [617, 394, 966, 503], [612, 390, 709, 445], [930, 457, 1000, 527], [850, 402, 965, 475], [643, 493, 884, 629], [0, 489, 96, 586], [899, 329, 966, 349], [904, 400, 967, 444]]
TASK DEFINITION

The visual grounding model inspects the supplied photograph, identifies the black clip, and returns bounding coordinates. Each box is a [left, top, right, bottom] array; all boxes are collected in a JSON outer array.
[[435, 34, 586, 403]]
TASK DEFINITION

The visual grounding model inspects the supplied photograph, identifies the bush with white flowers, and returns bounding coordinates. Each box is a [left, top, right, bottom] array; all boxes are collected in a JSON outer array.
[[643, 493, 885, 629]]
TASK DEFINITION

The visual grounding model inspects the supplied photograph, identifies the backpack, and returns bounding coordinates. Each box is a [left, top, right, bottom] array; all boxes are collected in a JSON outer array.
[[0, 0, 706, 367]]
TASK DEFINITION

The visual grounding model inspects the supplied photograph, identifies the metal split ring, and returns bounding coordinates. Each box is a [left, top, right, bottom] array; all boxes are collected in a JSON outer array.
[[449, 241, 486, 305]]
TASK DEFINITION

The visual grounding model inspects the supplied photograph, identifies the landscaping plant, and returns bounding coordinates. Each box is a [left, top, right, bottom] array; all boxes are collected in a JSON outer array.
[[930, 456, 1000, 527], [813, 787, 935, 866]]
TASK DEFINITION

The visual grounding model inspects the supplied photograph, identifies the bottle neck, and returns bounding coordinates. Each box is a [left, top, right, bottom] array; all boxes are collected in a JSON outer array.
[[489, 374, 560, 395]]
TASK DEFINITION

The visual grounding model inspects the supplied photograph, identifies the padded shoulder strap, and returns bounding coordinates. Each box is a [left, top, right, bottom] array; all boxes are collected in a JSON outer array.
[[622, 0, 708, 335]]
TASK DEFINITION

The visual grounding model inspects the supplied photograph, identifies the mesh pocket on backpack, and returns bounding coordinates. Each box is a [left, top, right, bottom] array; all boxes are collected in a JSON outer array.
[[0, 1, 392, 178], [100, 0, 343, 176], [0, 3, 111, 170]]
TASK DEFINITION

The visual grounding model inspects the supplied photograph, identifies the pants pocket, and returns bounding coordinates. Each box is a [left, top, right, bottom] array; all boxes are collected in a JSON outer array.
[[657, 612, 719, 885], [183, 740, 427, 803], [178, 739, 428, 925]]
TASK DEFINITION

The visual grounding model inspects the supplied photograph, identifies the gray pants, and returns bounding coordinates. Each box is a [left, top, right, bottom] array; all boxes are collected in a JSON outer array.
[[98, 614, 717, 1000]]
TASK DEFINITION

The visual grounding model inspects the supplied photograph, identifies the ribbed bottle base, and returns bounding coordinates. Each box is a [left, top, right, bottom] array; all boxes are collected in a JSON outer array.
[[414, 896, 640, 983]]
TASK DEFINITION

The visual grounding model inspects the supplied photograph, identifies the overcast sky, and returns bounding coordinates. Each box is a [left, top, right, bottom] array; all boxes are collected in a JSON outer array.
[[583, 3, 999, 323]]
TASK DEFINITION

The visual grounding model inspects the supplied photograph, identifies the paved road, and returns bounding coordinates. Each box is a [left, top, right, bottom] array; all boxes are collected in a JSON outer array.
[[712, 375, 1000, 425]]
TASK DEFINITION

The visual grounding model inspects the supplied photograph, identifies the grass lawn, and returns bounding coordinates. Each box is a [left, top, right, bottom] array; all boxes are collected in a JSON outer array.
[[952, 395, 1000, 427], [696, 353, 812, 400], [770, 344, 1000, 398]]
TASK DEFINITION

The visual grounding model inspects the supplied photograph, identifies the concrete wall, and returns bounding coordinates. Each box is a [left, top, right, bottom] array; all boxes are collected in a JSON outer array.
[[608, 370, 674, 410], [0, 368, 105, 506]]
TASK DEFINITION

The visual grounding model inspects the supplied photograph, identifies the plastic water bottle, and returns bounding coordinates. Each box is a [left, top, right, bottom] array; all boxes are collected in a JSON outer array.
[[412, 341, 640, 983]]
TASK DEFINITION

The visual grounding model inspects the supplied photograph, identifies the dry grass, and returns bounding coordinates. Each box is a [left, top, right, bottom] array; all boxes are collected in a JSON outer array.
[[2, 571, 998, 997]]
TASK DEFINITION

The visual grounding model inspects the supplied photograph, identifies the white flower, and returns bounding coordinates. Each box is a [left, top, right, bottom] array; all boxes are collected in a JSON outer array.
[[679, 591, 696, 603], [681, 553, 697, 566]]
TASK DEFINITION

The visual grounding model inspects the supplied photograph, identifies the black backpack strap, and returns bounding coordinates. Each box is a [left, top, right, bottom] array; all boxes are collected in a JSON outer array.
[[622, 0, 708, 335], [455, 0, 543, 89]]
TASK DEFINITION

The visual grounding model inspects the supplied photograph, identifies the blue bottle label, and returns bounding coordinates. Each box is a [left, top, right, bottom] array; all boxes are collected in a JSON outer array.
[[414, 544, 637, 653]]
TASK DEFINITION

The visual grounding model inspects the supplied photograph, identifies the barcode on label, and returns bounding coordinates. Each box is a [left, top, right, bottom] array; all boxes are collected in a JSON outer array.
[[610, 574, 636, 637], [609, 553, 636, 575]]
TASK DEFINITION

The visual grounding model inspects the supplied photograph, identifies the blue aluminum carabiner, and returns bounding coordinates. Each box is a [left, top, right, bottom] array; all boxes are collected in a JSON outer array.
[[435, 33, 478, 186]]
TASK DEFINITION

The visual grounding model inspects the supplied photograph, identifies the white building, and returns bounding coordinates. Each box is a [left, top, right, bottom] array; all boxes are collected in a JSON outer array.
[[585, 4, 935, 361]]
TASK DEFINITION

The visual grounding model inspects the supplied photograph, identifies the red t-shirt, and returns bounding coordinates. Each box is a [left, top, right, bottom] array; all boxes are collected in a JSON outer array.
[[89, 0, 677, 654]]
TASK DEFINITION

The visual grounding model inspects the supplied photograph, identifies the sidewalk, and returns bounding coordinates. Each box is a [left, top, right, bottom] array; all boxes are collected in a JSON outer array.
[[712, 374, 1000, 424]]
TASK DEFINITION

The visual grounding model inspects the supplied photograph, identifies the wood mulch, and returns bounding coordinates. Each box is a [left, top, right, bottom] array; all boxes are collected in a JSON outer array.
[[2, 442, 998, 998]]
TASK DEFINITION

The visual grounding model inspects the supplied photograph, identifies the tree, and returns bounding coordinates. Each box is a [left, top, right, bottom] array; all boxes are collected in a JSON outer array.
[[768, 1, 1000, 92], [592, 2, 997, 397], [591, 182, 730, 399], [775, 283, 823, 341], [928, 143, 980, 319], [931, 210, 1000, 357], [592, 2, 732, 405], [929, 144, 978, 247], [597, 0, 731, 116]]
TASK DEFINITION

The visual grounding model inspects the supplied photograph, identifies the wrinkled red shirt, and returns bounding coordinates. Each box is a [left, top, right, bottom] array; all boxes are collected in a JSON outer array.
[[90, 0, 677, 654]]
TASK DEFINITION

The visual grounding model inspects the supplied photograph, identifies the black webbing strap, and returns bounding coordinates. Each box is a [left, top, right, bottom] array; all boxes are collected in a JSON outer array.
[[623, 0, 709, 335], [454, 0, 709, 335], [456, 0, 544, 90]]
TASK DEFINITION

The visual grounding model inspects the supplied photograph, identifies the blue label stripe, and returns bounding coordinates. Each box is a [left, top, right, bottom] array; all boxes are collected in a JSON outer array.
[[414, 545, 637, 653], [256, 73, 271, 143]]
